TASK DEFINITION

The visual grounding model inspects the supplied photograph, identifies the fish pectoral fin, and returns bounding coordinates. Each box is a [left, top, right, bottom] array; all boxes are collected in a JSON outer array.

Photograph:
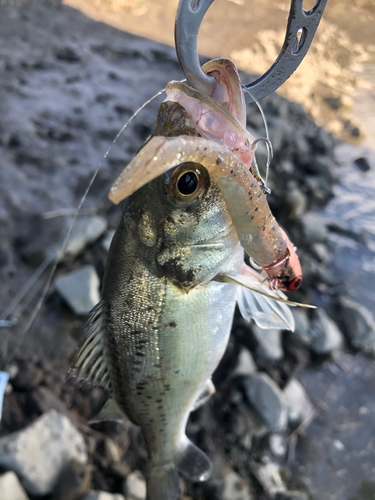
[[176, 438, 212, 483], [89, 397, 128, 424], [191, 379, 216, 411], [216, 264, 311, 331], [66, 300, 112, 392]]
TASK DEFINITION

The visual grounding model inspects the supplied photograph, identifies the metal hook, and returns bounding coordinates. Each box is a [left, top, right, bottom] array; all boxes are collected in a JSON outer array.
[[175, 0, 328, 102]]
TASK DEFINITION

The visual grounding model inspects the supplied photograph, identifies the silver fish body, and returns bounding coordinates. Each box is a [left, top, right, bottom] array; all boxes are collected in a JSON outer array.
[[103, 174, 242, 466]]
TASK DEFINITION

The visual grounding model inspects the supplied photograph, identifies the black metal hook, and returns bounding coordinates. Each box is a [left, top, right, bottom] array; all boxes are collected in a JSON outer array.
[[174, 0, 328, 102]]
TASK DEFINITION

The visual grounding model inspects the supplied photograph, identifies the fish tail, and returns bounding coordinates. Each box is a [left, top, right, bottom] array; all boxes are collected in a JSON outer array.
[[146, 464, 180, 500]]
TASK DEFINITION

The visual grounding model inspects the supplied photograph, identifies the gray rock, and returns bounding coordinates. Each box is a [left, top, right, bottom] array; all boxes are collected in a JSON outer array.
[[55, 265, 100, 315], [0, 410, 87, 496], [233, 348, 256, 377], [83, 492, 125, 500], [298, 213, 327, 243], [283, 378, 313, 425], [252, 461, 285, 494], [292, 309, 310, 345], [65, 216, 108, 259], [306, 156, 338, 183], [269, 434, 286, 458], [275, 491, 308, 500], [101, 229, 116, 252], [251, 325, 284, 361], [309, 309, 344, 355], [221, 470, 254, 500], [282, 188, 307, 220], [22, 215, 107, 265], [339, 298, 375, 356], [243, 373, 288, 432], [311, 243, 330, 263], [354, 156, 371, 172], [53, 459, 91, 500], [0, 471, 30, 500], [124, 470, 146, 500]]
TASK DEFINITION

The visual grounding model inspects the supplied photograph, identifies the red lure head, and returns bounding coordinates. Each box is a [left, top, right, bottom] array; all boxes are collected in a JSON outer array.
[[261, 231, 302, 292]]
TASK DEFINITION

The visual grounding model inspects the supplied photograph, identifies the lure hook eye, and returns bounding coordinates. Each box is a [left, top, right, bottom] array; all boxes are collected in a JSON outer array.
[[174, 0, 328, 101]]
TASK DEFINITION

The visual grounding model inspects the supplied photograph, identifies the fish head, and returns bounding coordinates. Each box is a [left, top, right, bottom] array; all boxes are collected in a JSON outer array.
[[125, 149, 241, 291]]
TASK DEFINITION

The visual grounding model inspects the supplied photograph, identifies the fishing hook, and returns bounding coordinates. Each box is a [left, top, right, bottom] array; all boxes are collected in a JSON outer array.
[[175, 0, 328, 102]]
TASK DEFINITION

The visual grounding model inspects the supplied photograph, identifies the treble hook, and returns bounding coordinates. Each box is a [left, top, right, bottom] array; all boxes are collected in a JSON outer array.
[[175, 0, 328, 102]]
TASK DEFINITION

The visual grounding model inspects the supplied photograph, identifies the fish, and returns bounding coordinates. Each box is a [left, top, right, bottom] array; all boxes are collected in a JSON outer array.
[[69, 58, 306, 500]]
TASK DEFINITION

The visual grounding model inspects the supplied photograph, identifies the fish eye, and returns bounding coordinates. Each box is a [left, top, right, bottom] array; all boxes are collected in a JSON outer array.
[[287, 277, 302, 291], [177, 171, 198, 196], [164, 162, 209, 205]]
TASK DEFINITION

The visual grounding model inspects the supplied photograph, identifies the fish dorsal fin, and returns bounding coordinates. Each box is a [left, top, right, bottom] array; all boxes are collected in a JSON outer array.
[[216, 264, 313, 331], [67, 300, 112, 392]]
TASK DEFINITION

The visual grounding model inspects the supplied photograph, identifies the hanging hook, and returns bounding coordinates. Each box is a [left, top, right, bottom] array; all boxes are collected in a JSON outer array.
[[175, 0, 328, 102]]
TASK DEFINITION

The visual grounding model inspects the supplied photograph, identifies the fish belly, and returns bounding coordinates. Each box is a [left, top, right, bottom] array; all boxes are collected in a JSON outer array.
[[104, 262, 237, 464]]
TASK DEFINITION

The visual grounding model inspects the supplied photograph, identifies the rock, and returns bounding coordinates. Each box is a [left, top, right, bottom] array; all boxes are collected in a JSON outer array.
[[354, 156, 371, 172], [0, 471, 30, 500], [269, 434, 286, 458], [310, 243, 330, 263], [298, 213, 327, 243], [305, 156, 338, 183], [83, 492, 125, 500], [251, 325, 284, 361], [282, 188, 307, 219], [252, 461, 285, 495], [243, 373, 288, 432], [53, 459, 91, 500], [327, 222, 368, 245], [0, 371, 9, 420], [291, 309, 310, 345], [233, 348, 257, 377], [124, 470, 146, 500], [309, 309, 344, 355], [11, 361, 44, 391], [338, 298, 375, 356], [101, 229, 116, 252], [275, 491, 308, 500], [202, 458, 254, 500], [221, 470, 254, 500], [55, 265, 101, 315], [283, 378, 313, 425], [22, 215, 107, 264], [0, 410, 87, 496]]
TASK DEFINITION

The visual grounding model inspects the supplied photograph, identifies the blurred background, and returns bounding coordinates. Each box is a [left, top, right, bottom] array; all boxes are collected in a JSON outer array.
[[0, 1, 374, 500]]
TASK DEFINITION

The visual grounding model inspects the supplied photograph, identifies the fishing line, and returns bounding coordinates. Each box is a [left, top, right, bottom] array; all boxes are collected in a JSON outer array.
[[244, 88, 272, 185], [0, 88, 166, 371]]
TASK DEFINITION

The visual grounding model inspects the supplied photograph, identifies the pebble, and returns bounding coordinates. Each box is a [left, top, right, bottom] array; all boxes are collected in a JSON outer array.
[[101, 229, 116, 252], [298, 213, 328, 243], [221, 470, 254, 500], [252, 461, 285, 494], [274, 491, 308, 500], [338, 297, 375, 356], [53, 459, 91, 500], [55, 265, 101, 315], [291, 309, 310, 345], [0, 471, 30, 500], [243, 373, 288, 432], [232, 348, 257, 377], [83, 492, 125, 500], [22, 215, 107, 265], [354, 156, 371, 172], [251, 325, 284, 361], [0, 410, 87, 496], [124, 470, 146, 500], [309, 309, 344, 355], [283, 378, 313, 425], [269, 434, 286, 458]]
